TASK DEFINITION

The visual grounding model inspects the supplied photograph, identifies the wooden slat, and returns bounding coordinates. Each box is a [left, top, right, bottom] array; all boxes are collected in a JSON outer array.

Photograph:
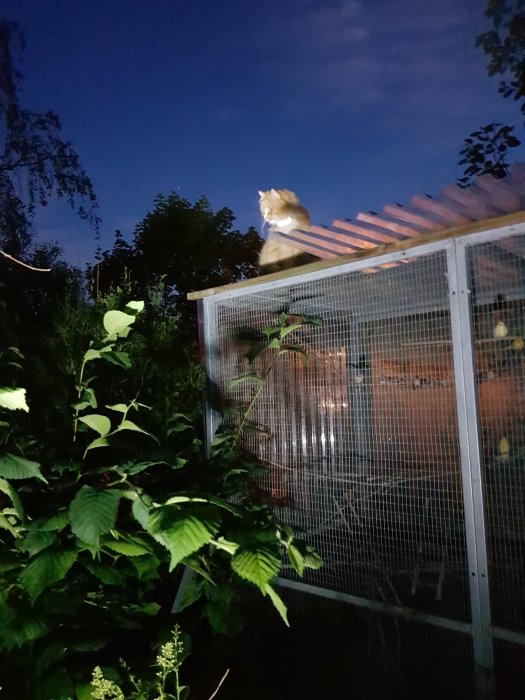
[[439, 184, 498, 219], [268, 230, 338, 259], [383, 203, 443, 232], [331, 218, 400, 244], [308, 224, 377, 250], [275, 228, 359, 256], [475, 174, 523, 211], [356, 211, 422, 238], [411, 194, 471, 225]]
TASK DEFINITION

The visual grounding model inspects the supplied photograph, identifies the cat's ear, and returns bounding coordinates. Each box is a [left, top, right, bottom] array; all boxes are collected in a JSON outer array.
[[270, 188, 280, 198], [258, 190, 264, 197]]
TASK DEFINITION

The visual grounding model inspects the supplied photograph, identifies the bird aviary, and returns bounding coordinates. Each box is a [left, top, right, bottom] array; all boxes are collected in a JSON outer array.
[[189, 189, 525, 699]]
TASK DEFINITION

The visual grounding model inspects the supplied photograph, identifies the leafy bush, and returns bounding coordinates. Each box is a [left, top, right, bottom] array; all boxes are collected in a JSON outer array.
[[0, 300, 321, 699]]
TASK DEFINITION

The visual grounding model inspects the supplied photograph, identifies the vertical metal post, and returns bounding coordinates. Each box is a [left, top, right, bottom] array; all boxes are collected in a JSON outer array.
[[197, 299, 220, 451], [447, 242, 494, 697], [347, 315, 372, 474], [173, 300, 220, 612]]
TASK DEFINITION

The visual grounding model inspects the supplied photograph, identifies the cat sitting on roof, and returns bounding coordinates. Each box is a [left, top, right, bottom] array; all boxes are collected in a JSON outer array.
[[258, 188, 319, 274]]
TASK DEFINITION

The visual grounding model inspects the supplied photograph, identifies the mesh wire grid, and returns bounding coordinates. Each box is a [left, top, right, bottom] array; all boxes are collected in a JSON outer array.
[[466, 235, 525, 635], [208, 250, 471, 621], [277, 584, 476, 700]]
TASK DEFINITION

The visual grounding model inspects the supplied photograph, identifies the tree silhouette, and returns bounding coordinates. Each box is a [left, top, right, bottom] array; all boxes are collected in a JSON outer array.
[[0, 21, 98, 260], [96, 194, 262, 339]]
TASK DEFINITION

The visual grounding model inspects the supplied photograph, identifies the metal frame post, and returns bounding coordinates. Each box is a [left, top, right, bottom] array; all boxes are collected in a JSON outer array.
[[447, 241, 494, 696], [197, 299, 220, 450]]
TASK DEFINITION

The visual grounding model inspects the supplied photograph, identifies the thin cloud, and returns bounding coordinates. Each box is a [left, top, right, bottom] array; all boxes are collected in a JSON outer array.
[[258, 0, 493, 117]]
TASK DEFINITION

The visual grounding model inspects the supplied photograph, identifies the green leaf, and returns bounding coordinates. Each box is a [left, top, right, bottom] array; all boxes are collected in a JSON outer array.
[[287, 544, 305, 576], [212, 536, 239, 555], [103, 536, 152, 556], [74, 683, 93, 700], [70, 637, 110, 652], [125, 300, 144, 313], [120, 455, 178, 475], [101, 350, 132, 369], [69, 486, 120, 547], [0, 387, 29, 412], [130, 553, 161, 580], [265, 584, 289, 626], [0, 453, 47, 482], [302, 546, 323, 570], [131, 494, 152, 529], [78, 413, 111, 436], [34, 641, 67, 678], [84, 436, 110, 453], [38, 668, 74, 700], [118, 419, 156, 439], [231, 544, 281, 592], [106, 403, 128, 413], [227, 372, 264, 388], [81, 557, 126, 586], [38, 510, 70, 532], [149, 506, 221, 571], [0, 478, 24, 520], [17, 531, 55, 556], [83, 348, 102, 363], [0, 511, 20, 537], [180, 578, 206, 614], [164, 492, 243, 517], [103, 309, 136, 336], [0, 606, 49, 650], [20, 549, 77, 602]]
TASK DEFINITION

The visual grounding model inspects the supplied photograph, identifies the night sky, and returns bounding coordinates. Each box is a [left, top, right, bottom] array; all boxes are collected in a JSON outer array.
[[1, 0, 524, 267]]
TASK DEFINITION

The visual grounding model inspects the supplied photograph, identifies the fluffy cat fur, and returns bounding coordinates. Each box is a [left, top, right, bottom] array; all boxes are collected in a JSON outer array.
[[258, 188, 317, 274]]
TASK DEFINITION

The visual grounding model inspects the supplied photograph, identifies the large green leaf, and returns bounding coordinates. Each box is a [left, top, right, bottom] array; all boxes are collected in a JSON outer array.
[[0, 453, 47, 482], [77, 414, 112, 437], [231, 544, 281, 592], [20, 549, 77, 602], [0, 387, 29, 412], [148, 506, 221, 571], [69, 486, 120, 547], [103, 309, 136, 336]]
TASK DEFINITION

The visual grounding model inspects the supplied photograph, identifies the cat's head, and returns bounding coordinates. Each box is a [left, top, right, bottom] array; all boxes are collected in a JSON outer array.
[[258, 188, 299, 221]]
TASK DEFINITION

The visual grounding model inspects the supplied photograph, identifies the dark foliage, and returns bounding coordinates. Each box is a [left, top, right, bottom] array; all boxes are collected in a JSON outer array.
[[0, 21, 98, 259], [94, 194, 262, 340]]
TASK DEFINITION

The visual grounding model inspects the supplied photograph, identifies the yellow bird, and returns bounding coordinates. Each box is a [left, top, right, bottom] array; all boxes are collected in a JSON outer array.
[[511, 337, 524, 350], [493, 321, 509, 339], [497, 437, 510, 464]]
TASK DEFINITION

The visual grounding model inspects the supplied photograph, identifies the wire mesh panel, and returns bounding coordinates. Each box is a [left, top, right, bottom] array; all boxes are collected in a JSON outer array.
[[276, 586, 476, 700], [465, 235, 525, 636], [208, 250, 471, 622]]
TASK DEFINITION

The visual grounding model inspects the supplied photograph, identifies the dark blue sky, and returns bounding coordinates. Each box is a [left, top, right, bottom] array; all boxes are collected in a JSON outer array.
[[1, 0, 524, 267]]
